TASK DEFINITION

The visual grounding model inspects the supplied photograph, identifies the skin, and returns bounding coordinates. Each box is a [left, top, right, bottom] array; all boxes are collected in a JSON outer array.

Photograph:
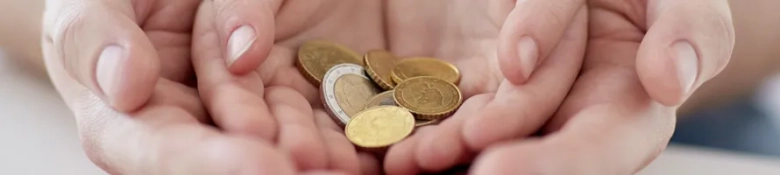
[[0, 0, 778, 174]]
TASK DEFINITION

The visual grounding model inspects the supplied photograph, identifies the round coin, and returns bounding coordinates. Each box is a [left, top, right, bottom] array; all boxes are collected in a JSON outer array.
[[297, 40, 363, 85], [394, 76, 462, 120], [415, 119, 439, 127], [390, 57, 460, 84], [345, 106, 415, 148], [364, 50, 398, 90], [363, 90, 397, 110], [321, 63, 380, 126]]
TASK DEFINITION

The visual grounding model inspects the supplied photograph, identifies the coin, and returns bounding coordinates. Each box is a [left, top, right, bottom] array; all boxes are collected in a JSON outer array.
[[321, 63, 380, 126], [415, 119, 439, 127], [364, 50, 398, 90], [345, 106, 415, 148], [297, 40, 363, 85], [390, 57, 460, 84], [394, 76, 462, 120], [363, 90, 397, 110]]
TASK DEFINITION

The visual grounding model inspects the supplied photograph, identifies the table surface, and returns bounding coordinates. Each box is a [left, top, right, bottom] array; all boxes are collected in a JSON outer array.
[[2, 52, 779, 175]]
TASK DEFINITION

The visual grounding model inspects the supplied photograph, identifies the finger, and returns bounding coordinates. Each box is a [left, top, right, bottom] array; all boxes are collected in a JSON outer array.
[[313, 110, 362, 174], [461, 6, 588, 151], [193, 1, 277, 140], [498, 0, 585, 84], [209, 0, 282, 74], [637, 0, 734, 106], [91, 106, 298, 175], [471, 101, 675, 175], [44, 36, 297, 175], [42, 0, 159, 112], [385, 131, 424, 175], [265, 87, 329, 170]]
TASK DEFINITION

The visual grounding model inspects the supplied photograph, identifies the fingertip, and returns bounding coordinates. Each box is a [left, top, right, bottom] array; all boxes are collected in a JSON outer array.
[[497, 36, 531, 85], [415, 127, 464, 171], [226, 25, 271, 75], [636, 42, 692, 106], [384, 135, 422, 175], [98, 45, 159, 112]]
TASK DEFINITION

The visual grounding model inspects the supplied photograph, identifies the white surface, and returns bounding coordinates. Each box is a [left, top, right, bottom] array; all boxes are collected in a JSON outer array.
[[1, 52, 779, 175]]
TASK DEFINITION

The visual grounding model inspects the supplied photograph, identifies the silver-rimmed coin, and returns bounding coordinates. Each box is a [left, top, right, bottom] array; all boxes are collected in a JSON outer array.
[[321, 63, 380, 126]]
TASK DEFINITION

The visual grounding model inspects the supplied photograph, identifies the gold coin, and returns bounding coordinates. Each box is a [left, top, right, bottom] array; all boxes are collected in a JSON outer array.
[[334, 74, 380, 119], [390, 57, 460, 84], [364, 50, 398, 90], [415, 119, 439, 127], [297, 40, 363, 85], [394, 76, 462, 120], [363, 90, 396, 110], [345, 106, 416, 148]]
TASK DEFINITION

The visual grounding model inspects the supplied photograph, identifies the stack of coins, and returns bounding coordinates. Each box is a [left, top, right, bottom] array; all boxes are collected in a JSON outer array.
[[296, 40, 463, 150]]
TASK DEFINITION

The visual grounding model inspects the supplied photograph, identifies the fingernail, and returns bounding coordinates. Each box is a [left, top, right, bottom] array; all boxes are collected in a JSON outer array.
[[227, 25, 257, 67], [673, 41, 699, 95], [96, 45, 124, 99], [517, 36, 539, 79]]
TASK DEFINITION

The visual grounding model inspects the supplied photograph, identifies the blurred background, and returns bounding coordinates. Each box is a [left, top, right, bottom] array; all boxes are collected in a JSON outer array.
[[0, 0, 779, 174]]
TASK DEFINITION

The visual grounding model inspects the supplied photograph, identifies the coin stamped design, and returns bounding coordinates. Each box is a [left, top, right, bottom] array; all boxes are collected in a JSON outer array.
[[390, 57, 460, 84], [321, 63, 378, 125], [394, 76, 462, 119], [335, 74, 379, 119], [298, 40, 363, 85], [346, 106, 415, 148]]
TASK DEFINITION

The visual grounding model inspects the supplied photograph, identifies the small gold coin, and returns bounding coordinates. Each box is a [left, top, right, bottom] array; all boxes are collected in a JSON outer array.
[[390, 57, 460, 84], [364, 50, 398, 90], [363, 90, 396, 110], [297, 40, 363, 85], [345, 106, 416, 148], [394, 76, 462, 120]]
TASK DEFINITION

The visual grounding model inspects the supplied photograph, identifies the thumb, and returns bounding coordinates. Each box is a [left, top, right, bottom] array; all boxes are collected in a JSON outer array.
[[636, 0, 735, 106], [209, 0, 281, 74], [498, 0, 585, 84], [43, 0, 159, 112]]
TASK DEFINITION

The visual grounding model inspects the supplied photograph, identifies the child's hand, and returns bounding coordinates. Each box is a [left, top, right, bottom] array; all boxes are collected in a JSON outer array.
[[41, 1, 342, 174], [190, 0, 385, 174], [382, 0, 588, 173], [469, 0, 735, 174]]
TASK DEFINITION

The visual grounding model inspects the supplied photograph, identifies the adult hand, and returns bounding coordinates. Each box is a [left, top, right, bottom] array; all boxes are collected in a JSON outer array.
[[42, 1, 326, 174], [469, 0, 735, 174], [383, 0, 588, 174], [191, 0, 383, 174]]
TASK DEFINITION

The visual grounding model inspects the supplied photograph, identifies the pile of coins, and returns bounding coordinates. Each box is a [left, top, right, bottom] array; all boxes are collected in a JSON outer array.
[[296, 40, 463, 149]]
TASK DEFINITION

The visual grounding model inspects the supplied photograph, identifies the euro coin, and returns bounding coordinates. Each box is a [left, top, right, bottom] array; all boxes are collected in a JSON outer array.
[[297, 40, 363, 85], [345, 106, 415, 148], [364, 50, 398, 90], [394, 76, 462, 120], [321, 63, 379, 126], [390, 57, 460, 84], [363, 90, 396, 110]]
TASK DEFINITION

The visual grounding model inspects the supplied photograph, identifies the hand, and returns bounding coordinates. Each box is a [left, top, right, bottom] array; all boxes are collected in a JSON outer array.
[[41, 1, 319, 174], [382, 0, 588, 174], [190, 0, 383, 174], [469, 0, 735, 174]]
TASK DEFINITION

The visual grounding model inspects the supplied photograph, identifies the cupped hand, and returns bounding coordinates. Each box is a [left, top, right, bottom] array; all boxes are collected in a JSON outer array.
[[191, 0, 384, 174], [42, 1, 307, 174], [382, 0, 588, 174], [469, 0, 735, 174]]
